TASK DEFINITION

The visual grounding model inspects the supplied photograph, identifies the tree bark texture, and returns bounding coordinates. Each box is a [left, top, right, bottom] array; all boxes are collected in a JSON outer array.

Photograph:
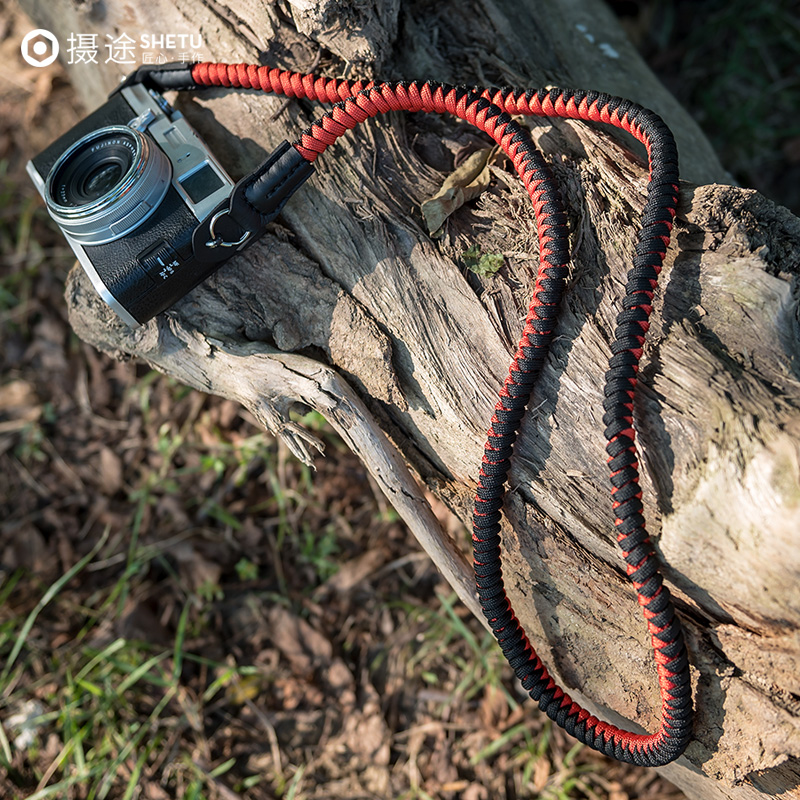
[[20, 0, 800, 797]]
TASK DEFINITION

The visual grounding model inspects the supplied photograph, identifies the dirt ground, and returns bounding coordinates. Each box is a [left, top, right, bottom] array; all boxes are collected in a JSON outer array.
[[1, 0, 795, 798]]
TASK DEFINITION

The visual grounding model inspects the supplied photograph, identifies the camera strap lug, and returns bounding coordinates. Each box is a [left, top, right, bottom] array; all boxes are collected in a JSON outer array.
[[128, 108, 156, 132], [110, 62, 199, 96]]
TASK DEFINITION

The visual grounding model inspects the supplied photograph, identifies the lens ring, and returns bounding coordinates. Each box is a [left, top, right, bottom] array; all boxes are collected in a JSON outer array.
[[45, 125, 171, 245], [49, 129, 138, 209]]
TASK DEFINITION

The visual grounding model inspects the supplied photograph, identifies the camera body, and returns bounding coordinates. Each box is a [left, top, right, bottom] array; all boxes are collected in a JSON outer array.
[[27, 78, 313, 327]]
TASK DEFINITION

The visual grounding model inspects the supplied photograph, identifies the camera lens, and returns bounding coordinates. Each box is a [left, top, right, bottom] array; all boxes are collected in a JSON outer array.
[[51, 131, 136, 207], [84, 163, 123, 197], [45, 125, 171, 245]]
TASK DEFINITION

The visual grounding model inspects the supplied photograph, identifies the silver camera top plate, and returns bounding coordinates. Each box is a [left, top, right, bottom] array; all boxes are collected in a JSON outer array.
[[121, 83, 234, 222]]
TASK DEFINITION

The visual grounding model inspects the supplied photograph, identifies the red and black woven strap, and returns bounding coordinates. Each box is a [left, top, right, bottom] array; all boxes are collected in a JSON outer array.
[[188, 61, 693, 767]]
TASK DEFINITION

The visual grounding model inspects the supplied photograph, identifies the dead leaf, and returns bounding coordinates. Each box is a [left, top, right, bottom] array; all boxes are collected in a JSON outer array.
[[441, 781, 470, 792], [117, 598, 172, 646], [268, 606, 332, 677], [1, 523, 47, 573], [323, 658, 356, 708], [532, 757, 551, 792], [320, 548, 384, 593], [345, 710, 391, 764], [171, 542, 223, 592], [98, 446, 124, 495], [226, 673, 264, 705], [462, 783, 489, 800], [0, 380, 41, 433], [479, 683, 508, 730], [421, 147, 497, 235]]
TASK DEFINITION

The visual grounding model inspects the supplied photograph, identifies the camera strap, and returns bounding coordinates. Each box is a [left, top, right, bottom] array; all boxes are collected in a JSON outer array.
[[116, 60, 692, 767], [190, 142, 313, 266], [113, 64, 314, 268]]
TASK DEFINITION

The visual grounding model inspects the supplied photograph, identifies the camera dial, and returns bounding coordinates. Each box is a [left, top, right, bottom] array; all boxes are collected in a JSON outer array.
[[44, 124, 171, 245]]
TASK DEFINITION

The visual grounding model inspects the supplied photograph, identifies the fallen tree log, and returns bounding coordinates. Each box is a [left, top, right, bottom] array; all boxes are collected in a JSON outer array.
[[21, 0, 800, 797]]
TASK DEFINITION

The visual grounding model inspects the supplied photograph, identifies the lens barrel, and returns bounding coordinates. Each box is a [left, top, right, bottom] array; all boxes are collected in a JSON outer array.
[[45, 125, 171, 245]]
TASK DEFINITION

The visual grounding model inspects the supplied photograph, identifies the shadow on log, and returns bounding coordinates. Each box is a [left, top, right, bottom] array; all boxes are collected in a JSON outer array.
[[21, 0, 800, 797]]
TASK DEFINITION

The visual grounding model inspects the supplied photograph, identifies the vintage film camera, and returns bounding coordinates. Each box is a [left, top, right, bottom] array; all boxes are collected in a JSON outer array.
[[28, 71, 312, 326]]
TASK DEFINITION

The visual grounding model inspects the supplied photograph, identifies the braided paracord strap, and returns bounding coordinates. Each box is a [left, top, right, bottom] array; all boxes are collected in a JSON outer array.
[[190, 62, 693, 767]]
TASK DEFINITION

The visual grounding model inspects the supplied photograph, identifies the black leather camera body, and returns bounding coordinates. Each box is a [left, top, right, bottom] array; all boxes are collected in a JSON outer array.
[[27, 73, 313, 326]]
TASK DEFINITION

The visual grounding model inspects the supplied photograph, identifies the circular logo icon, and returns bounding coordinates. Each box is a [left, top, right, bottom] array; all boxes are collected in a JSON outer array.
[[21, 29, 60, 67]]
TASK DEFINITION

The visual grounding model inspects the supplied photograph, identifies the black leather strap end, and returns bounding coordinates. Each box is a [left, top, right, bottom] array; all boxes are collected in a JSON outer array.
[[244, 141, 315, 220], [190, 142, 314, 266], [109, 62, 199, 98]]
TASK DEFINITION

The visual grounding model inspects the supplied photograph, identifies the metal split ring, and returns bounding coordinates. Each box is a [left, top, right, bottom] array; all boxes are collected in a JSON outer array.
[[205, 208, 251, 249]]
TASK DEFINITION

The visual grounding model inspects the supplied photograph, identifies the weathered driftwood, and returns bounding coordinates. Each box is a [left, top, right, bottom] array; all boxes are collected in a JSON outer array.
[[22, 0, 800, 797]]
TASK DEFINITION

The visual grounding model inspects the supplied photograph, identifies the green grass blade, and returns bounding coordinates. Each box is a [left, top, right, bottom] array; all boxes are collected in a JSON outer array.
[[74, 639, 127, 684], [172, 602, 190, 686], [1, 527, 110, 684], [208, 757, 236, 778], [0, 716, 12, 765], [115, 650, 169, 695]]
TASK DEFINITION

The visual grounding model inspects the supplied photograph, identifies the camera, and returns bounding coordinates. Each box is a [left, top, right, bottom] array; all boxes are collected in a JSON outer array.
[[28, 72, 313, 327]]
